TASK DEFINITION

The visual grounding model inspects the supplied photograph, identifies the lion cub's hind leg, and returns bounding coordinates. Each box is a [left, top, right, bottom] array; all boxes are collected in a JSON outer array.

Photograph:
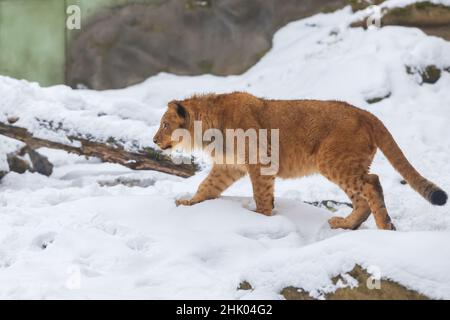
[[327, 174, 395, 231], [328, 192, 371, 230], [176, 164, 247, 207], [360, 174, 396, 230], [317, 134, 395, 231]]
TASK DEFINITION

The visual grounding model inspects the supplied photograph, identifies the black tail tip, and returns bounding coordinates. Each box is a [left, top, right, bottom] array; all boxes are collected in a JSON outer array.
[[430, 189, 448, 206]]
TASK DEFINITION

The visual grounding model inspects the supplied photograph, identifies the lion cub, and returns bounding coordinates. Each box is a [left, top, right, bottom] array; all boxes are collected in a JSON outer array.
[[153, 92, 447, 230]]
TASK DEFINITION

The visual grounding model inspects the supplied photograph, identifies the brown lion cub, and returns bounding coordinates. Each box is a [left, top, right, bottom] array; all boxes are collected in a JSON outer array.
[[153, 92, 447, 230]]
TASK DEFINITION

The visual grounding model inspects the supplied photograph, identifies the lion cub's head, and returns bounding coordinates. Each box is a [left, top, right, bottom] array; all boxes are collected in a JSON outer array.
[[153, 101, 188, 150]]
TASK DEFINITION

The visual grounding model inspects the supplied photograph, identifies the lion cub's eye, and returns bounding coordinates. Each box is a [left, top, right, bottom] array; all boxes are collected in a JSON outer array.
[[163, 123, 169, 129]]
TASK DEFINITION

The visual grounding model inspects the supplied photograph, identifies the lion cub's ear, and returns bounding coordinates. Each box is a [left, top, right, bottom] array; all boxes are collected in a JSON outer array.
[[169, 100, 187, 119], [175, 102, 187, 119]]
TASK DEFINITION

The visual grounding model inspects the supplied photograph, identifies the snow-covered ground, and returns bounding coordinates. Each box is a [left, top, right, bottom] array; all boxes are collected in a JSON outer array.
[[1, 4, 450, 299]]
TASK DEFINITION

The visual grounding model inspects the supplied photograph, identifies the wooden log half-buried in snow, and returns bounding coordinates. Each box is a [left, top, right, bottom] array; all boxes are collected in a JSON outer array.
[[0, 122, 197, 178]]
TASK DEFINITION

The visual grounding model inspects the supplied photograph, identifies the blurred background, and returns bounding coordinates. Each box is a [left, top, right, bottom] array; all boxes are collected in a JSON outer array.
[[1, 0, 448, 90]]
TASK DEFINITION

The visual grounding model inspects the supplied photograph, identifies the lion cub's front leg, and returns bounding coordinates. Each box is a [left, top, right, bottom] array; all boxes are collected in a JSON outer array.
[[176, 164, 247, 207], [247, 165, 275, 216]]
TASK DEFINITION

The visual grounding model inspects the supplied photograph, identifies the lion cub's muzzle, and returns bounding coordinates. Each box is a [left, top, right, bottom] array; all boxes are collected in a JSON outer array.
[[153, 135, 172, 150]]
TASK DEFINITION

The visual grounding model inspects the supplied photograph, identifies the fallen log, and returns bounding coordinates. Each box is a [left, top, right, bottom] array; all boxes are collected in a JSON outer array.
[[0, 122, 197, 178]]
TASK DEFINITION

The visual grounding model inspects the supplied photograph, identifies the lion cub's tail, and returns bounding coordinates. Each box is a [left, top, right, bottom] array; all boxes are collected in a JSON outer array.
[[370, 116, 447, 206]]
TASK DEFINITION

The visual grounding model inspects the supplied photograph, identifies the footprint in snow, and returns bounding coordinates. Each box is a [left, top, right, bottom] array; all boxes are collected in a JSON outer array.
[[126, 236, 155, 252], [0, 251, 13, 268], [32, 232, 57, 250]]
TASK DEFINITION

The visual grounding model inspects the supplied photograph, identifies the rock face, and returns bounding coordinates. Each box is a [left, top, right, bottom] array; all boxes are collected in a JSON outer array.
[[6, 154, 30, 174], [406, 65, 445, 85], [5, 147, 53, 177], [239, 265, 429, 300], [66, 0, 346, 90], [27, 148, 54, 176], [348, 0, 385, 12], [351, 2, 450, 41], [281, 265, 428, 300]]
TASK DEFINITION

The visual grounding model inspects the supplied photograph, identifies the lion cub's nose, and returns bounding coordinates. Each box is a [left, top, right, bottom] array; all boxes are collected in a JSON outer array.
[[153, 137, 158, 144]]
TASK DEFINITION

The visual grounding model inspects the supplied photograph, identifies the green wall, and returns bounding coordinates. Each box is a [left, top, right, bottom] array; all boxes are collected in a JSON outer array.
[[0, 0, 66, 86], [0, 0, 161, 87]]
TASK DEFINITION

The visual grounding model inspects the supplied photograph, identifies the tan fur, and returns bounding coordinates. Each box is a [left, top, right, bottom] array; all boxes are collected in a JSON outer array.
[[153, 92, 447, 230]]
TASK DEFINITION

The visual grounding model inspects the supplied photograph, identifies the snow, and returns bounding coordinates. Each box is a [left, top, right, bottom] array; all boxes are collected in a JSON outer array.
[[1, 4, 450, 299]]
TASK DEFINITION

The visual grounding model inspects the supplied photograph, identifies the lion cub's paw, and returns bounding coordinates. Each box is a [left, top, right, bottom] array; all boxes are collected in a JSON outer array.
[[328, 216, 352, 230], [386, 223, 397, 231], [175, 199, 194, 207], [254, 208, 273, 216]]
